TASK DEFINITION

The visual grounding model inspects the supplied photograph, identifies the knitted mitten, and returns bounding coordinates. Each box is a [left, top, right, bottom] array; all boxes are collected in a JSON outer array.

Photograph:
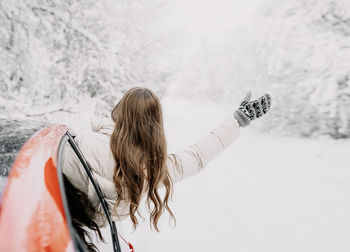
[[234, 92, 271, 127]]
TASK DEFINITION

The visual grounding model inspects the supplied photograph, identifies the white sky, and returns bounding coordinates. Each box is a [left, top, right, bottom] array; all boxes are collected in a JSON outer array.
[[173, 0, 266, 35]]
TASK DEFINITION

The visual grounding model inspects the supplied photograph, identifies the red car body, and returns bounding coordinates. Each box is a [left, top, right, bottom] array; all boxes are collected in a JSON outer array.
[[0, 124, 74, 251], [0, 123, 136, 252]]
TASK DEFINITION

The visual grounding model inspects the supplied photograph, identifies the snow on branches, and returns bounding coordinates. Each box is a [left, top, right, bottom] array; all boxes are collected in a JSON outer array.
[[251, 0, 350, 138], [0, 0, 178, 119]]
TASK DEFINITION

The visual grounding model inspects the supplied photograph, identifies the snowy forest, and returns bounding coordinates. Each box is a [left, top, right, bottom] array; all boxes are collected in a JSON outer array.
[[0, 0, 180, 119], [0, 0, 349, 139]]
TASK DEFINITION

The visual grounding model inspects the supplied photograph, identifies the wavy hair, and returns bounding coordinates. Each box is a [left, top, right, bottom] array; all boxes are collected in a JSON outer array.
[[110, 87, 175, 231], [63, 175, 104, 252]]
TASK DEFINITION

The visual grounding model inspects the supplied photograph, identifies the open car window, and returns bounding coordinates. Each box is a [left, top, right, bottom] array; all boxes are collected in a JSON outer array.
[[57, 133, 89, 252], [57, 131, 122, 252]]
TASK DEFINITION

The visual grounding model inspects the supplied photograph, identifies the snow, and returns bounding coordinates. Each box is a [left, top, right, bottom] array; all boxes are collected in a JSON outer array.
[[93, 96, 350, 252]]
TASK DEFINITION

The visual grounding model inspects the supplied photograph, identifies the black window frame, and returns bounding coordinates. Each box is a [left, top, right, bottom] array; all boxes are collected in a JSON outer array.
[[57, 131, 122, 252]]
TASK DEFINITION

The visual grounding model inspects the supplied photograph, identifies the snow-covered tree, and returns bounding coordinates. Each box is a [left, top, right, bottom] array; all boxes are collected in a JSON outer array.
[[0, 0, 179, 119], [248, 0, 350, 138]]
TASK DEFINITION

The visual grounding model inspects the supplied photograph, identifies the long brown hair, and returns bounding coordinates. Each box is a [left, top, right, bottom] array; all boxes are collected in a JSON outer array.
[[110, 87, 175, 231], [63, 175, 104, 252]]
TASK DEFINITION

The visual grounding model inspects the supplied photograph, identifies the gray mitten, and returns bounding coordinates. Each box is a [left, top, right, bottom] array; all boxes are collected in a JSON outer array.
[[234, 91, 272, 127]]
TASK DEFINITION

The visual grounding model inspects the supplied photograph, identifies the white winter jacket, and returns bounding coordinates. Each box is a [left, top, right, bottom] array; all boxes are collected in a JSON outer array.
[[62, 116, 240, 226]]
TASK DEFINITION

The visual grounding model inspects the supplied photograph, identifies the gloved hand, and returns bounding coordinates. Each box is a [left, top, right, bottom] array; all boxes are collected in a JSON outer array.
[[234, 91, 271, 127]]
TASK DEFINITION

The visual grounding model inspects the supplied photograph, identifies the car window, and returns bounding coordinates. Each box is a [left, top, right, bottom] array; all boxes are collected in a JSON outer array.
[[57, 132, 121, 252]]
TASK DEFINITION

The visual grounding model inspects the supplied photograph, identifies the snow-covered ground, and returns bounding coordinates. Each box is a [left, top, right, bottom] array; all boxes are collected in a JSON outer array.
[[90, 97, 350, 252]]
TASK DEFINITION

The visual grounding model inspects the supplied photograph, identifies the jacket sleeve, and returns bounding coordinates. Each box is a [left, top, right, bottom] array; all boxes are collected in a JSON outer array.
[[90, 117, 115, 136], [167, 117, 240, 183]]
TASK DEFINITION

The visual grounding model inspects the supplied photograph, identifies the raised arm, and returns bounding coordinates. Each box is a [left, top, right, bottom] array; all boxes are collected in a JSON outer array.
[[167, 92, 272, 183], [167, 117, 240, 183], [90, 92, 271, 184]]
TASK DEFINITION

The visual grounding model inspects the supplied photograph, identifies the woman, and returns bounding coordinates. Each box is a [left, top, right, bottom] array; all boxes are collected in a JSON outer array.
[[62, 87, 271, 250]]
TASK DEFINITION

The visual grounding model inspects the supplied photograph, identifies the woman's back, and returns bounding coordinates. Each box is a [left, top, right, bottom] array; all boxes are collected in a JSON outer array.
[[62, 115, 241, 226]]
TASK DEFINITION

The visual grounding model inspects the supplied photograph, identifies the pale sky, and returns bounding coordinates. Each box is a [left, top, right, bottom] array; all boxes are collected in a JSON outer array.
[[173, 0, 266, 35]]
